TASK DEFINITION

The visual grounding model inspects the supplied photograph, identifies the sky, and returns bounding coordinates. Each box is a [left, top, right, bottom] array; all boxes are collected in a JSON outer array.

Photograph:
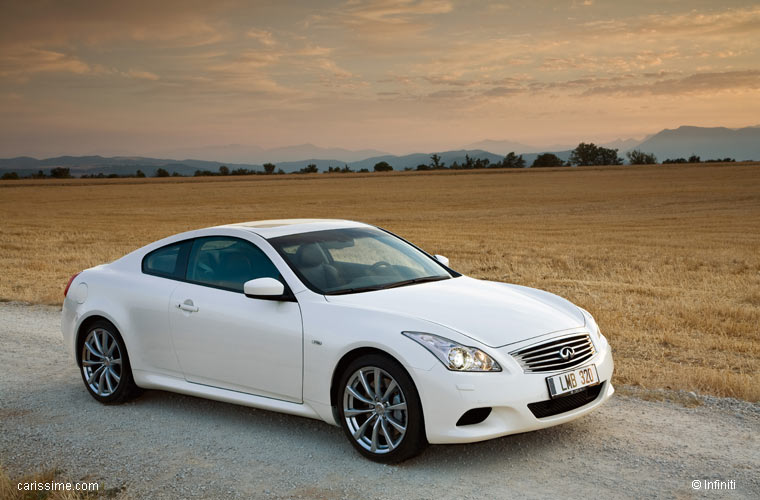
[[1, 0, 759, 158]]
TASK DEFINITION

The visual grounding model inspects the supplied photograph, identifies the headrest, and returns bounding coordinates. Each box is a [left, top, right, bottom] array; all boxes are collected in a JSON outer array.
[[296, 243, 325, 268]]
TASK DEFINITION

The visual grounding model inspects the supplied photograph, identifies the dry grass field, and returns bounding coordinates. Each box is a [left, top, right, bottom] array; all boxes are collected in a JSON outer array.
[[1, 163, 759, 401]]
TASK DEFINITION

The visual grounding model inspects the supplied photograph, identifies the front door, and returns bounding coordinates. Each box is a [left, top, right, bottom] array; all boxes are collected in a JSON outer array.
[[168, 236, 303, 402]]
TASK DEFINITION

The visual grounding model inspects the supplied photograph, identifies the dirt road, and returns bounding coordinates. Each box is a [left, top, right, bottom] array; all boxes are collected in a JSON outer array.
[[1, 302, 757, 499]]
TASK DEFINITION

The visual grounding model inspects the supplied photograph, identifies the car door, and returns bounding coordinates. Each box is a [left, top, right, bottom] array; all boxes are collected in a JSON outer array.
[[168, 236, 303, 403]]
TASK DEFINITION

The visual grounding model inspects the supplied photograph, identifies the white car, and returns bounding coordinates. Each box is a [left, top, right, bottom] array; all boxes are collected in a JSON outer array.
[[62, 219, 614, 462]]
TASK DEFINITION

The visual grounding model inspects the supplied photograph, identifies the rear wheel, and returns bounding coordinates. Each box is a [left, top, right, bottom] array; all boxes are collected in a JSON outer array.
[[78, 320, 139, 404], [337, 354, 427, 463]]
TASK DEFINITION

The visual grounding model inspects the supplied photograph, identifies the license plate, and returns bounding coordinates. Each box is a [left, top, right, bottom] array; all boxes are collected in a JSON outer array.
[[546, 364, 599, 398]]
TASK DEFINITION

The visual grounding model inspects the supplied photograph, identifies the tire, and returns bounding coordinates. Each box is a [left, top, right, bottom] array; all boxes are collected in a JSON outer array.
[[78, 319, 140, 404], [337, 354, 427, 463]]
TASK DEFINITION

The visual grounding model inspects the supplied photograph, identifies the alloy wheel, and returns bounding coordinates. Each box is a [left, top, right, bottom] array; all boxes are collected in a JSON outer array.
[[81, 328, 123, 397], [342, 366, 408, 454]]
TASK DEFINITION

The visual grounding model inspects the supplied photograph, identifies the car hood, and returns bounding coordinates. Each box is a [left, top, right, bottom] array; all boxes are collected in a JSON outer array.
[[325, 276, 585, 348]]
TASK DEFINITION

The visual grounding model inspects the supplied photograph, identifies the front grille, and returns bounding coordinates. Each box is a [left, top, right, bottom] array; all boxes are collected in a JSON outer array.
[[510, 333, 596, 373], [528, 383, 604, 418]]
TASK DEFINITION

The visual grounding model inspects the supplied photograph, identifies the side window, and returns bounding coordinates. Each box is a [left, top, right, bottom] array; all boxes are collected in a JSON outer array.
[[186, 237, 281, 292], [142, 240, 191, 279]]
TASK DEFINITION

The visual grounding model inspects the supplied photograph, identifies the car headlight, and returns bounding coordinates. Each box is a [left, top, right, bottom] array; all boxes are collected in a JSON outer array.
[[402, 332, 501, 372]]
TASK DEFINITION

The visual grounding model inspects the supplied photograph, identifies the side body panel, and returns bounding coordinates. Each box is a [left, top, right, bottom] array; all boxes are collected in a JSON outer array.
[[62, 265, 182, 378], [168, 281, 303, 403]]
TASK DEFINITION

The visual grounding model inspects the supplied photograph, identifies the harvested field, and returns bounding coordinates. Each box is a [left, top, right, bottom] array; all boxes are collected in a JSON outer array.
[[1, 162, 759, 400]]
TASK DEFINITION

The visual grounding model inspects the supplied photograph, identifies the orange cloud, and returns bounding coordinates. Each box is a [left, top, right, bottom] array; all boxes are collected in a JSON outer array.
[[0, 47, 91, 81]]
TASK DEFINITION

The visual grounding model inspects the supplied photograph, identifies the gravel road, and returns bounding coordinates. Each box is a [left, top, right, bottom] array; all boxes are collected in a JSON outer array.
[[1, 302, 758, 499]]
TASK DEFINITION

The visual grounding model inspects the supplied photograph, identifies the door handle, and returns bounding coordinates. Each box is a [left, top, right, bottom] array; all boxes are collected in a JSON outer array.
[[177, 300, 199, 313]]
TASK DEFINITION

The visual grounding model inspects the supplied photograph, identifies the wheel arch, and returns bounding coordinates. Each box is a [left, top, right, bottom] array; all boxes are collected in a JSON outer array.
[[329, 346, 425, 419], [75, 313, 121, 364], [329, 345, 429, 461]]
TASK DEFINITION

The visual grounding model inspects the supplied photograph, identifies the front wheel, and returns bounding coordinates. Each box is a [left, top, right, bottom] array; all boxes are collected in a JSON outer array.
[[337, 354, 427, 463]]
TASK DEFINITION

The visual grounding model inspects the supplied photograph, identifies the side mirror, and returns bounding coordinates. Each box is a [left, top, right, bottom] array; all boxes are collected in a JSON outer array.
[[434, 254, 450, 267], [244, 277, 285, 299]]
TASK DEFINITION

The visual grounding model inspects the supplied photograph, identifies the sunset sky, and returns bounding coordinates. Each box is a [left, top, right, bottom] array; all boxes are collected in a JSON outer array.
[[1, 0, 759, 158]]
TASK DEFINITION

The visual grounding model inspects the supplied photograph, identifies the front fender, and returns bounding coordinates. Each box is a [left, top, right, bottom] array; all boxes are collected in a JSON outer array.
[[299, 297, 475, 416]]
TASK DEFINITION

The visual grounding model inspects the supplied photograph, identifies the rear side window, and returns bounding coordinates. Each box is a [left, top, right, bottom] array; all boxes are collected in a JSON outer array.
[[142, 240, 191, 279], [186, 237, 280, 292]]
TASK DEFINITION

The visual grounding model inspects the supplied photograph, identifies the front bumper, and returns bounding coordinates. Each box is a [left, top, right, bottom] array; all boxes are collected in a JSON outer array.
[[412, 337, 614, 444]]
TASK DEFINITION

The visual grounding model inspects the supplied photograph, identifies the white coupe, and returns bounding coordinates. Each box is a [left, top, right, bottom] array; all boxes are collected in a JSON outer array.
[[62, 219, 614, 462]]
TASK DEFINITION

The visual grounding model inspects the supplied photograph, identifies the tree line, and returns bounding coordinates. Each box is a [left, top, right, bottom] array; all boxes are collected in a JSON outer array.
[[0, 143, 743, 180]]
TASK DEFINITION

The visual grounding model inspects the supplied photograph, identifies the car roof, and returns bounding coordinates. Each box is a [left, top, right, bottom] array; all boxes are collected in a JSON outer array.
[[218, 219, 372, 239]]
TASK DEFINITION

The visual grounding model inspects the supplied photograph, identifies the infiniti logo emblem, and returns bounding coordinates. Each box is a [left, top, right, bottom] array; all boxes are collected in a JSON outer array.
[[559, 346, 575, 361]]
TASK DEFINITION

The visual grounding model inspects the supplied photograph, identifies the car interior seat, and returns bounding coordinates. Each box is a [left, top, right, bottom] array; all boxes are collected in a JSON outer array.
[[295, 243, 340, 290]]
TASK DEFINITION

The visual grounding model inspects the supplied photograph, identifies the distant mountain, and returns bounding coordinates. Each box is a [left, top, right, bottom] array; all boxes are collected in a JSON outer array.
[[266, 144, 389, 163], [0, 155, 262, 177], [461, 139, 553, 155], [600, 138, 642, 151], [0, 156, 40, 169], [273, 149, 577, 171], [464, 126, 760, 161], [348, 150, 504, 171], [464, 137, 645, 156], [2, 125, 758, 177], [152, 143, 388, 164], [0, 150, 512, 176], [231, 150, 509, 172], [634, 126, 760, 161], [149, 145, 263, 164]]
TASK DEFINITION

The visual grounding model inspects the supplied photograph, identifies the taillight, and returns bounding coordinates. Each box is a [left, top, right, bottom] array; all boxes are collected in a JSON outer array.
[[64, 272, 81, 298]]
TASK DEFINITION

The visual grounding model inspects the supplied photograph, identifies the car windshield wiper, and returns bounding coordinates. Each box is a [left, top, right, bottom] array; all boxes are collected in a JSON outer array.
[[325, 275, 450, 296], [325, 284, 389, 296], [378, 275, 450, 290]]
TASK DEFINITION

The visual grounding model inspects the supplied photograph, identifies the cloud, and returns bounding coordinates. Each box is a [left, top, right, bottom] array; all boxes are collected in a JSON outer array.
[[0, 0, 227, 48], [426, 89, 467, 99], [423, 75, 475, 86], [470, 70, 760, 99], [580, 5, 760, 38], [342, 0, 453, 24], [310, 0, 454, 41], [0, 47, 92, 80], [246, 29, 276, 46], [125, 69, 160, 81], [539, 51, 679, 73], [482, 86, 522, 97], [316, 59, 354, 79], [581, 70, 760, 96], [189, 39, 360, 100], [0, 47, 161, 84]]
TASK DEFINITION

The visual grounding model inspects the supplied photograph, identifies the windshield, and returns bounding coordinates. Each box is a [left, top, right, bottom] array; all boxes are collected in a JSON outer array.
[[269, 227, 452, 295]]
